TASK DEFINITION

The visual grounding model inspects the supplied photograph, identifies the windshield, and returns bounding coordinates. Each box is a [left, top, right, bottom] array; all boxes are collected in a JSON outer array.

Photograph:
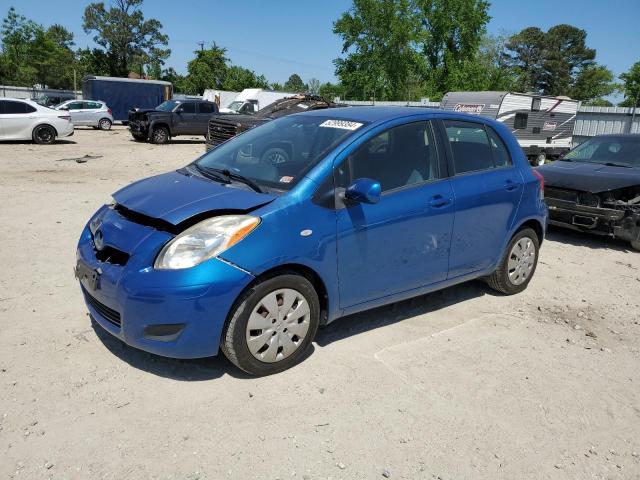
[[195, 115, 365, 191], [156, 100, 180, 111], [226, 101, 244, 112], [564, 136, 640, 167]]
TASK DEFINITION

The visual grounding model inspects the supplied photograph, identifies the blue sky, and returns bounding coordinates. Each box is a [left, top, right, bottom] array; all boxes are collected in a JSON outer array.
[[3, 0, 639, 88]]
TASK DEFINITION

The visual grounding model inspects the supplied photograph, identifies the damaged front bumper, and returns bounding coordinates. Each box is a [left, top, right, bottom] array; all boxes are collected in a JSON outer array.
[[546, 197, 640, 243], [75, 205, 254, 358]]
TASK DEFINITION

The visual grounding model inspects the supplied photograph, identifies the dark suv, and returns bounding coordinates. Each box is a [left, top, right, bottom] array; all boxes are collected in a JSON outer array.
[[205, 95, 345, 152], [128, 99, 219, 144]]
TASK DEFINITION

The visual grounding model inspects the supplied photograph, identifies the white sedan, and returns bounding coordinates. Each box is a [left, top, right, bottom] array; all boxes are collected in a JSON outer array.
[[0, 98, 75, 144]]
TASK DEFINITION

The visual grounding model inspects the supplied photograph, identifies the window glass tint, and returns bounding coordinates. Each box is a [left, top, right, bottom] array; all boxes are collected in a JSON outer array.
[[444, 121, 494, 174], [86, 101, 102, 109], [1, 101, 34, 114], [514, 112, 528, 129], [199, 102, 215, 114], [338, 121, 437, 193], [68, 102, 84, 110], [486, 126, 512, 167], [179, 102, 196, 113]]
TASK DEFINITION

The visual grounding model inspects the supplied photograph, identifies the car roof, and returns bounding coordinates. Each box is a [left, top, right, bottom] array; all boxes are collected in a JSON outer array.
[[588, 134, 640, 140], [1, 98, 39, 106], [297, 106, 440, 123]]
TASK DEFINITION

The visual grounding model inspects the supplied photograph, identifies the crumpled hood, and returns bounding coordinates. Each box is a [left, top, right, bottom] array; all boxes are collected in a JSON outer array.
[[113, 170, 277, 226], [537, 161, 640, 193]]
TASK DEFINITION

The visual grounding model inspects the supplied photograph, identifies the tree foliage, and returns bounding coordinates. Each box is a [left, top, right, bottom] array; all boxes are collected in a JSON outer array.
[[619, 61, 640, 107], [283, 73, 306, 92], [82, 0, 170, 77]]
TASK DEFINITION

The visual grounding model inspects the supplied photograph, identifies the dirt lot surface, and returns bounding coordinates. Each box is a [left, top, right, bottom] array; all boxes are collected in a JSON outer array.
[[1, 126, 639, 480]]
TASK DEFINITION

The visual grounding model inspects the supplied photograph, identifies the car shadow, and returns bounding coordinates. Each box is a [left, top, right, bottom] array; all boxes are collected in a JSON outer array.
[[0, 139, 77, 145], [315, 280, 490, 347], [90, 318, 276, 381], [546, 226, 633, 252]]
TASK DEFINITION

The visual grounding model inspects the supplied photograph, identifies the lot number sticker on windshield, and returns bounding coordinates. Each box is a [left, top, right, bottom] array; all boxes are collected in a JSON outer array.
[[319, 119, 363, 130]]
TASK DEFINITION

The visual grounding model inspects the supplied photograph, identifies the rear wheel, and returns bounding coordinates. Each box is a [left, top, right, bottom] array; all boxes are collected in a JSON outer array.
[[32, 125, 56, 145], [221, 274, 320, 376], [631, 240, 640, 251], [151, 126, 169, 144], [98, 118, 112, 130], [487, 227, 540, 295]]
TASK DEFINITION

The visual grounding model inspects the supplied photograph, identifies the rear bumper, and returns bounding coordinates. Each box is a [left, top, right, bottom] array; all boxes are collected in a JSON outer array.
[[546, 198, 640, 242], [76, 208, 254, 358], [58, 122, 75, 137]]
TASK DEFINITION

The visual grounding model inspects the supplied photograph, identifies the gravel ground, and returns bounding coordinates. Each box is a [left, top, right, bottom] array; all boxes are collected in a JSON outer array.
[[0, 126, 639, 480]]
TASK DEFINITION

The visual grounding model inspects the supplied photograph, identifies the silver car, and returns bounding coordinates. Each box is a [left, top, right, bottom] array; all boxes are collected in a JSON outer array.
[[56, 100, 114, 130]]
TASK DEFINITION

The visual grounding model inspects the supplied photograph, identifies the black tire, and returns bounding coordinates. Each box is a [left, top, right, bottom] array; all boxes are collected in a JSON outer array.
[[261, 146, 289, 164], [631, 240, 640, 252], [32, 125, 56, 145], [151, 126, 169, 144], [98, 118, 112, 131], [486, 227, 540, 295], [221, 273, 320, 376]]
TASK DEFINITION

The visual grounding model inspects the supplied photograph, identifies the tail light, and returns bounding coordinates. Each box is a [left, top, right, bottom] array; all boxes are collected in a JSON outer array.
[[108, 108, 113, 115], [532, 169, 544, 199]]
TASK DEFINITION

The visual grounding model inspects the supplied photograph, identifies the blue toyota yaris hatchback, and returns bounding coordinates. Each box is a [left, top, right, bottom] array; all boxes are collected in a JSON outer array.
[[76, 107, 547, 375]]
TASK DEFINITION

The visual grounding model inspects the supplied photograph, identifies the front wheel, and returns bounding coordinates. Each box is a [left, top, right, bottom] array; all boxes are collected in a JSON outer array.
[[221, 274, 320, 376], [32, 125, 57, 145], [151, 126, 169, 144], [631, 240, 640, 251], [486, 227, 540, 295]]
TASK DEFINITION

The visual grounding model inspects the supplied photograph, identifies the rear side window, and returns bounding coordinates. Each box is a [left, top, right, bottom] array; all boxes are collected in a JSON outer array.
[[0, 100, 35, 114], [486, 126, 512, 167], [68, 102, 84, 110], [444, 121, 494, 174], [86, 101, 102, 109], [199, 102, 216, 114]]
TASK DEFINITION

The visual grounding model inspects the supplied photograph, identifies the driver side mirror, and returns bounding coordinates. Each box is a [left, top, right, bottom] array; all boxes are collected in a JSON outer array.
[[344, 178, 381, 204]]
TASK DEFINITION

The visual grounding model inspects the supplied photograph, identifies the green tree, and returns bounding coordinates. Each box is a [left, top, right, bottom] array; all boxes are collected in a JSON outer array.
[[182, 43, 228, 94], [0, 7, 40, 84], [270, 82, 284, 91], [82, 0, 170, 77], [415, 0, 491, 96], [504, 24, 603, 98], [283, 73, 306, 92], [75, 47, 111, 78], [502, 27, 545, 92], [318, 81, 344, 100], [570, 64, 616, 103], [583, 98, 613, 107], [540, 24, 595, 96], [619, 61, 640, 107], [222, 65, 269, 91]]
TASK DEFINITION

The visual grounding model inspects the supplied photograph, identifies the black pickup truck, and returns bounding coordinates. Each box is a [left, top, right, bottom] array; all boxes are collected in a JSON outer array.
[[128, 99, 219, 144], [205, 95, 346, 151]]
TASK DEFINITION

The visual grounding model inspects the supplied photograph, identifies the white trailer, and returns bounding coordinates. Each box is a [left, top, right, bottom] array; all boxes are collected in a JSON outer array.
[[219, 88, 297, 114], [441, 91, 580, 165]]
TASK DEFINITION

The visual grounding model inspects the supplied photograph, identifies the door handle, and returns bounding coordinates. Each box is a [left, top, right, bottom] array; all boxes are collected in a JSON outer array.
[[428, 195, 452, 208], [504, 180, 520, 191]]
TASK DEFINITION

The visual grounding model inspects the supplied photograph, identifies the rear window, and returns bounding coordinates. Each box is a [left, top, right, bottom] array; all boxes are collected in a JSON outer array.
[[199, 102, 216, 114], [444, 121, 494, 174]]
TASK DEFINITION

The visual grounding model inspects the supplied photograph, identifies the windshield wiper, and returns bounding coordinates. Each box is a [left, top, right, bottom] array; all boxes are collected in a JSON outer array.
[[601, 162, 632, 168], [193, 164, 231, 184], [205, 167, 264, 193]]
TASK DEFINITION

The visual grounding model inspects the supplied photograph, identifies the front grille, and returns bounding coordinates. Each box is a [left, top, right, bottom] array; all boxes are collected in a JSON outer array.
[[207, 120, 238, 146], [82, 286, 121, 328], [546, 187, 578, 202]]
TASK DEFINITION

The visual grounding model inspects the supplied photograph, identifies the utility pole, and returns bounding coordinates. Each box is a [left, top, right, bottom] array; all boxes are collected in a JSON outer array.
[[197, 41, 204, 52], [630, 92, 639, 134]]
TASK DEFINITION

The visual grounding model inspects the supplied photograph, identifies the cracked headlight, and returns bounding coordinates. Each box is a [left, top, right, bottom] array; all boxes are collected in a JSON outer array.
[[154, 215, 260, 270]]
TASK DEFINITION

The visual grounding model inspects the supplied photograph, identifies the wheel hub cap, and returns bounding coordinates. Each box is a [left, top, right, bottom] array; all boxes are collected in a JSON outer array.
[[507, 237, 535, 286], [245, 288, 310, 363]]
